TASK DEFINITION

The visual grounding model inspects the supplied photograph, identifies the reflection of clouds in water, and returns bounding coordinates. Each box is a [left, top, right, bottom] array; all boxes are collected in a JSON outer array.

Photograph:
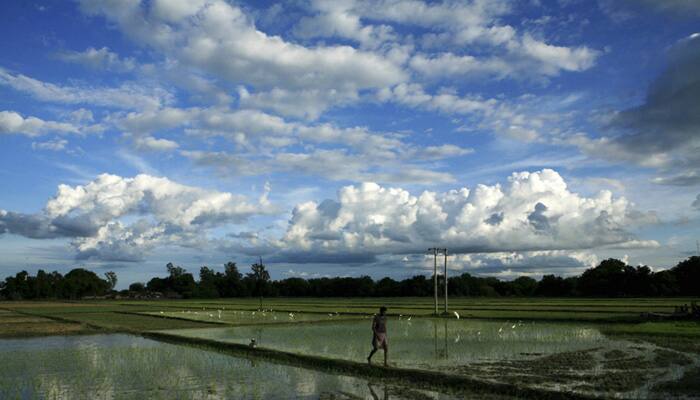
[[173, 318, 614, 366], [36, 374, 66, 399], [294, 369, 317, 397], [0, 334, 460, 399]]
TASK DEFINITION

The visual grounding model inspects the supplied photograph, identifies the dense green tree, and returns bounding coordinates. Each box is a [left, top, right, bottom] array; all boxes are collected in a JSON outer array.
[[535, 275, 572, 297], [246, 259, 270, 309], [375, 277, 400, 297], [220, 262, 245, 297], [650, 270, 678, 296], [578, 259, 631, 297], [3, 256, 699, 300], [63, 269, 110, 299], [104, 271, 118, 291], [511, 276, 538, 296], [672, 256, 700, 296], [129, 282, 146, 293], [398, 275, 431, 296], [277, 277, 310, 296], [195, 266, 221, 298], [167, 263, 196, 298]]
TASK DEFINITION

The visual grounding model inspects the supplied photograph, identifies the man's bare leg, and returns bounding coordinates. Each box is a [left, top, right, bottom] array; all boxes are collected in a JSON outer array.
[[368, 348, 377, 365]]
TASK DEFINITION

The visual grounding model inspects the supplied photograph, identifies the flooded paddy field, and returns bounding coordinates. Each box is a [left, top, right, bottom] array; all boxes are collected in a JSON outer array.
[[2, 299, 699, 399], [0, 334, 468, 400], [162, 317, 700, 399], [163, 318, 607, 365]]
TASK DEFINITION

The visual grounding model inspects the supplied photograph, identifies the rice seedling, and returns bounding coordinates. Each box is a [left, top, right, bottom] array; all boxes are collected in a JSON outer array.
[[164, 318, 614, 367], [0, 334, 465, 400], [159, 317, 700, 399]]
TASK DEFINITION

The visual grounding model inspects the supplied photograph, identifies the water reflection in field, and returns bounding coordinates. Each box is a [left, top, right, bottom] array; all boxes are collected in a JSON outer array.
[[0, 334, 465, 399], [166, 318, 609, 368]]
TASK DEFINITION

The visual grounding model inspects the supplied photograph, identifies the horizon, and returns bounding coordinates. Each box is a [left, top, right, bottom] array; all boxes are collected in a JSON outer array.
[[1, 1, 700, 289]]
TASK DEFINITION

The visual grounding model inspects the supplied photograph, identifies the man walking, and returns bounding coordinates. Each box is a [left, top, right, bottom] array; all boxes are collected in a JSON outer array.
[[367, 306, 388, 366]]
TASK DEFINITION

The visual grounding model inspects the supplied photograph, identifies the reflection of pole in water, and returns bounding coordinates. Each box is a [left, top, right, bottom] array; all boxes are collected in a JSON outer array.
[[433, 319, 438, 359], [433, 319, 449, 359], [367, 382, 389, 400], [368, 382, 379, 400], [443, 319, 448, 360], [444, 249, 448, 314]]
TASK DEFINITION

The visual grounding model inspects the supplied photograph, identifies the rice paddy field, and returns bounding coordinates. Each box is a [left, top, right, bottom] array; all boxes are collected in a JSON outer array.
[[1, 297, 699, 399], [0, 334, 464, 400]]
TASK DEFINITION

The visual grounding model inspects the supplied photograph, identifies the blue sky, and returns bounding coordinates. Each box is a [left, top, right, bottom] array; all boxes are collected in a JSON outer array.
[[1, 0, 699, 288]]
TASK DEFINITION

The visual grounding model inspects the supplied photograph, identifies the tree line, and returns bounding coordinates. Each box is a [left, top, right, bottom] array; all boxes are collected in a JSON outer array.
[[1, 256, 698, 300], [0, 269, 117, 300]]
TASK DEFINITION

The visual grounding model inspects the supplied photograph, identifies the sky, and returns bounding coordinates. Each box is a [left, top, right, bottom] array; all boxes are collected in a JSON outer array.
[[0, 0, 699, 289]]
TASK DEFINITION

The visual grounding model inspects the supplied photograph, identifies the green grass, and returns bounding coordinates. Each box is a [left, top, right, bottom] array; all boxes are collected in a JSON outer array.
[[601, 321, 700, 337], [141, 309, 361, 326], [0, 309, 91, 338], [113, 297, 696, 320], [0, 302, 224, 332], [2, 297, 698, 339], [50, 312, 221, 331]]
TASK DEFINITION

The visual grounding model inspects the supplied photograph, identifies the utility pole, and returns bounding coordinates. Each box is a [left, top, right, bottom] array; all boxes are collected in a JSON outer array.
[[429, 247, 448, 315], [429, 248, 439, 315], [443, 248, 448, 314]]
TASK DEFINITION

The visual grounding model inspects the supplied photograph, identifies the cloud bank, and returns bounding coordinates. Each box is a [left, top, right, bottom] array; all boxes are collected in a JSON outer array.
[[1, 169, 655, 264], [231, 169, 653, 263], [1, 174, 275, 261]]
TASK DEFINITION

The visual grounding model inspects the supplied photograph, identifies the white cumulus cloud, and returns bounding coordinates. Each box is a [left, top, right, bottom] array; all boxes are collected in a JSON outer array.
[[0, 174, 276, 261], [57, 47, 137, 72], [262, 169, 644, 262], [0, 111, 79, 137], [133, 136, 179, 152]]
